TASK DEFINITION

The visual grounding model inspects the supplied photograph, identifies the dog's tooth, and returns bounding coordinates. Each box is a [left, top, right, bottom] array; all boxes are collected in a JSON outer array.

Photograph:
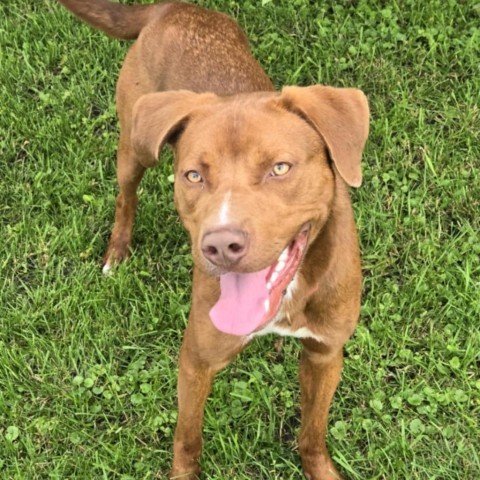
[[279, 248, 289, 263], [275, 261, 286, 272], [270, 272, 279, 284], [267, 281, 272, 290], [264, 299, 270, 312]]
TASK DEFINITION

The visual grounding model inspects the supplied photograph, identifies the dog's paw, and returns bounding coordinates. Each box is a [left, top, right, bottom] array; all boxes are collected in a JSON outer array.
[[304, 469, 344, 480], [102, 241, 132, 275], [303, 455, 344, 480], [102, 261, 114, 276], [169, 469, 201, 479]]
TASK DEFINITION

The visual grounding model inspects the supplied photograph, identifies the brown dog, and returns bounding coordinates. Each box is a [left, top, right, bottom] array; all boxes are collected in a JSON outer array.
[[58, 1, 369, 478]]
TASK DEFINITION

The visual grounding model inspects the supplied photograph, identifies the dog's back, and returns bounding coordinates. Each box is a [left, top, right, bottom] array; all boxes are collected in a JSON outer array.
[[58, 0, 273, 94]]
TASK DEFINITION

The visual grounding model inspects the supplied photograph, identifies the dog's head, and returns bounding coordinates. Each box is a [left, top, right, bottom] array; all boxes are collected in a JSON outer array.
[[132, 86, 369, 335]]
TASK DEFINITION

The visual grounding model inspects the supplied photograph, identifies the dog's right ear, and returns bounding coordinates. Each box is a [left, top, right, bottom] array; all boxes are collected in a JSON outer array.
[[131, 90, 217, 167]]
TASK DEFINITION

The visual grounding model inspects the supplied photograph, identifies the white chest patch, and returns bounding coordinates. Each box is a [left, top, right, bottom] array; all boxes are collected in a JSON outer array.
[[248, 322, 327, 344]]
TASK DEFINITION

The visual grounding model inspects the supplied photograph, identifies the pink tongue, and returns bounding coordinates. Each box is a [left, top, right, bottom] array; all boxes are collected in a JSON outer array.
[[209, 267, 270, 336]]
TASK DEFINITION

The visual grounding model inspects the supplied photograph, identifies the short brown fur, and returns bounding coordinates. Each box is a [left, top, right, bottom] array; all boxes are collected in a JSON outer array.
[[57, 1, 369, 479]]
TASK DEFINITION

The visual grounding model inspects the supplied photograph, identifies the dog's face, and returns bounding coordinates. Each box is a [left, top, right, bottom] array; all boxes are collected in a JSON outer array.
[[132, 86, 369, 335], [173, 95, 335, 274]]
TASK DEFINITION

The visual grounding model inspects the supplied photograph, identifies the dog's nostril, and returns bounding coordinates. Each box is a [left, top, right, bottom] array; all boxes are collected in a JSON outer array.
[[206, 246, 218, 256], [201, 228, 249, 266], [228, 242, 243, 253]]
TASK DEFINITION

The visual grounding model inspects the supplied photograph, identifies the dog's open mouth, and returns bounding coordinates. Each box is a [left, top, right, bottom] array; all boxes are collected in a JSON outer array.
[[209, 224, 310, 336]]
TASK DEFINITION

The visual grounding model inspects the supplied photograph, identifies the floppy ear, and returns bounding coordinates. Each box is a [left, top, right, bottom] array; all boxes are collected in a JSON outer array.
[[279, 85, 369, 187], [131, 90, 217, 167]]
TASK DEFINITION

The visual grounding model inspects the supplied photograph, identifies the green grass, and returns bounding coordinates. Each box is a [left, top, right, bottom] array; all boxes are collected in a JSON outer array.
[[1, 0, 479, 478]]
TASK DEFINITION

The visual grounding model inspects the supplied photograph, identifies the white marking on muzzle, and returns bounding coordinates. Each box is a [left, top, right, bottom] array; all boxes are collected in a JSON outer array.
[[217, 190, 232, 225]]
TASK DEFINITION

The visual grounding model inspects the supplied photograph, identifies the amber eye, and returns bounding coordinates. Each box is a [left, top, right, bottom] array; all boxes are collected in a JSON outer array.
[[272, 162, 292, 177], [185, 170, 203, 183]]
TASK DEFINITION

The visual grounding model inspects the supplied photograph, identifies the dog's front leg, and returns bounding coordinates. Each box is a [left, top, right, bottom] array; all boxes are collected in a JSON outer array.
[[103, 130, 146, 270], [299, 339, 345, 480], [170, 318, 245, 479]]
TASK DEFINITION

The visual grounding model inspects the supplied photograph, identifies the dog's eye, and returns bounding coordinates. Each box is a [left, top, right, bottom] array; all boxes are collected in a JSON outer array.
[[185, 170, 203, 183], [272, 162, 292, 177]]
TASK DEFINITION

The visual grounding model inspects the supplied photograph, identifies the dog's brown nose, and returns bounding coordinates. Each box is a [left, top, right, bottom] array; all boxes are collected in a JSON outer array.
[[201, 228, 248, 267]]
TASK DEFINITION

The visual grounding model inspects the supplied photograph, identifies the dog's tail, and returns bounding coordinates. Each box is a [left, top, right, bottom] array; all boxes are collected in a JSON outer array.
[[57, 0, 171, 40]]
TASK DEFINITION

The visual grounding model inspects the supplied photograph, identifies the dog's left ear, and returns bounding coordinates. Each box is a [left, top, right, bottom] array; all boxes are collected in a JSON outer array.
[[279, 85, 369, 187]]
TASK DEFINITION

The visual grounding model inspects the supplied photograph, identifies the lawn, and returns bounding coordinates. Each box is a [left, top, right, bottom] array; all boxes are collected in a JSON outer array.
[[0, 0, 479, 478]]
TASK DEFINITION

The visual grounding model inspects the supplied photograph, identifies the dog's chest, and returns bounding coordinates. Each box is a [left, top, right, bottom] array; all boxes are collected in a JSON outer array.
[[251, 321, 326, 344], [246, 276, 328, 344]]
